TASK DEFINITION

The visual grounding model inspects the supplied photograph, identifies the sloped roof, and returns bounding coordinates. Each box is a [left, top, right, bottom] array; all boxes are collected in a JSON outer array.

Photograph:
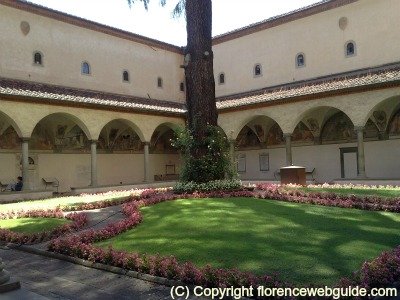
[[0, 77, 187, 116], [216, 62, 400, 111]]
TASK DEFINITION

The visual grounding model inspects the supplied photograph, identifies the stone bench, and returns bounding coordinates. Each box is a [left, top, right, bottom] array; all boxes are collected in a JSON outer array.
[[0, 179, 16, 192], [42, 177, 59, 192]]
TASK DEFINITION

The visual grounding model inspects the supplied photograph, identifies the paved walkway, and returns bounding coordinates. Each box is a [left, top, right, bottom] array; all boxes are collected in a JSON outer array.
[[0, 247, 172, 300], [0, 205, 177, 300]]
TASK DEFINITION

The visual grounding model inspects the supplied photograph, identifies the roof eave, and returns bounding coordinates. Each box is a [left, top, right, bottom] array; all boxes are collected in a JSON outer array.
[[217, 80, 400, 113]]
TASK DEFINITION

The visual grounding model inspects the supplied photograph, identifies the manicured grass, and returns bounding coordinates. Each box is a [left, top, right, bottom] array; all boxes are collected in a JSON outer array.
[[0, 217, 70, 233], [0, 192, 131, 212], [293, 187, 400, 198], [96, 197, 400, 285]]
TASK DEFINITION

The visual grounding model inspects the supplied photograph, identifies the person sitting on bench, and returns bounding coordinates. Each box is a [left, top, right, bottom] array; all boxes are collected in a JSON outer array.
[[11, 176, 23, 191]]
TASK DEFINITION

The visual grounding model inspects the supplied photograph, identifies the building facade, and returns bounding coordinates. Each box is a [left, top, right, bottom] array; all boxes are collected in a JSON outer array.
[[0, 0, 399, 192]]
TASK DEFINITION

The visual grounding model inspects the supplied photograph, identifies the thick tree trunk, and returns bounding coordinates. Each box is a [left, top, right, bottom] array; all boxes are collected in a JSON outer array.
[[185, 0, 217, 157]]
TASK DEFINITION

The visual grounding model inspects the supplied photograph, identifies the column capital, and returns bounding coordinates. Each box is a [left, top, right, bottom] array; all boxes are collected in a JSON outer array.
[[354, 126, 365, 132], [228, 138, 236, 144], [20, 137, 30, 143], [143, 141, 150, 146], [283, 133, 292, 138], [90, 139, 98, 144]]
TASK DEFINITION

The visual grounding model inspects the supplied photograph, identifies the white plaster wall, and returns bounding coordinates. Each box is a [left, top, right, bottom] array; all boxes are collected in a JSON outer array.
[[0, 4, 185, 103], [37, 153, 91, 192], [97, 154, 144, 186], [365, 139, 400, 179], [292, 143, 355, 183], [149, 154, 181, 180], [236, 138, 400, 183], [214, 0, 400, 97], [6, 152, 182, 193], [0, 152, 18, 181], [236, 148, 286, 181]]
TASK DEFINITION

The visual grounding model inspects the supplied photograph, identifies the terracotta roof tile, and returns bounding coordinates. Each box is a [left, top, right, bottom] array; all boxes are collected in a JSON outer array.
[[0, 77, 187, 115], [216, 63, 400, 110]]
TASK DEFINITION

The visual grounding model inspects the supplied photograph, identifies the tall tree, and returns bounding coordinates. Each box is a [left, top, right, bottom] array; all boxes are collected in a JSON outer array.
[[128, 0, 231, 182], [127, 0, 217, 134]]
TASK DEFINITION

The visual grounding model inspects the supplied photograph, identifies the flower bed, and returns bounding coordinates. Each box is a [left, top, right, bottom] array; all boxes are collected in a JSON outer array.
[[0, 208, 88, 244], [47, 187, 400, 298], [255, 183, 400, 213], [49, 191, 287, 293]]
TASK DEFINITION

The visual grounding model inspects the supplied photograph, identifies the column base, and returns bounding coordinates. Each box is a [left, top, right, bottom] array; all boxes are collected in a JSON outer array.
[[0, 279, 20, 294]]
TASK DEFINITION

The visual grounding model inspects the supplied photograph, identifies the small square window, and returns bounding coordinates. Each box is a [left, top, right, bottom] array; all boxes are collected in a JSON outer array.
[[180, 82, 185, 92]]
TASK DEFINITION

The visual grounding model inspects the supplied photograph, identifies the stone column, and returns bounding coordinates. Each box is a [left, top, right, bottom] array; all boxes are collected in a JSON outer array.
[[355, 126, 366, 178], [229, 139, 236, 174], [21, 138, 30, 191], [283, 133, 293, 166], [90, 140, 98, 187], [143, 142, 150, 182]]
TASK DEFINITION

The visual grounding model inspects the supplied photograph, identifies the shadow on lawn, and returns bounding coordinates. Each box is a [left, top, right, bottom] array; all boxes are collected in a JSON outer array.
[[98, 198, 400, 285], [0, 218, 69, 234]]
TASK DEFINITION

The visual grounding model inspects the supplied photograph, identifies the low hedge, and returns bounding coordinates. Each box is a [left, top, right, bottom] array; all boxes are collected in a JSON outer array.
[[173, 179, 242, 194]]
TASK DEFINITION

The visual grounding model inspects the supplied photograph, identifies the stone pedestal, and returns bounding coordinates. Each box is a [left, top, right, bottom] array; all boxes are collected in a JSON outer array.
[[280, 166, 306, 186], [0, 257, 20, 293]]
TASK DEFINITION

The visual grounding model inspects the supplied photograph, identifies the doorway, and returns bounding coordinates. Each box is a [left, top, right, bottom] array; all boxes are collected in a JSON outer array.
[[340, 147, 358, 178]]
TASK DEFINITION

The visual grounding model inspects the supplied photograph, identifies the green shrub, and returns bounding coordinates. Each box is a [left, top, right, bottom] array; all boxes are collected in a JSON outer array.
[[173, 179, 241, 194], [172, 125, 236, 183]]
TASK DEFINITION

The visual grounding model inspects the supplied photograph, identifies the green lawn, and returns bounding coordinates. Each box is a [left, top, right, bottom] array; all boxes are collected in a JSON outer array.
[[0, 193, 131, 212], [96, 197, 400, 285], [289, 187, 400, 199], [0, 217, 70, 233]]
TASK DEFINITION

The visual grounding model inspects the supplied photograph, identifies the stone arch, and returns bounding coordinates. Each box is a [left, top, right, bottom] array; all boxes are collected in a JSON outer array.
[[388, 106, 400, 136], [231, 114, 284, 140], [288, 105, 352, 135], [30, 113, 91, 151], [150, 123, 179, 154], [235, 115, 284, 150], [98, 119, 146, 152], [0, 110, 23, 150], [30, 112, 91, 140], [291, 121, 315, 144], [97, 118, 145, 142], [320, 110, 356, 144], [363, 95, 400, 134]]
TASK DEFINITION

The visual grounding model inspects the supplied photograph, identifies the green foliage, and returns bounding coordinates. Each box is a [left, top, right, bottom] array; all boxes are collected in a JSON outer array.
[[126, 0, 185, 18], [173, 179, 241, 194], [172, 125, 236, 183]]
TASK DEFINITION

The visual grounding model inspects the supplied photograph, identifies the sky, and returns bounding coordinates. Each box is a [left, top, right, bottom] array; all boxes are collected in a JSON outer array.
[[28, 0, 323, 46]]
